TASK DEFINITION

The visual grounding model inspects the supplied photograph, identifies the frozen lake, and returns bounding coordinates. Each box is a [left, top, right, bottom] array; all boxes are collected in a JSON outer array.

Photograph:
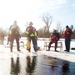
[[0, 37, 75, 75]]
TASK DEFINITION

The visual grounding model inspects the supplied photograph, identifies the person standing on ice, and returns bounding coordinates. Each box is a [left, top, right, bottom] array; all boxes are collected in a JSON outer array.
[[9, 20, 21, 52], [25, 22, 40, 52], [64, 25, 73, 52]]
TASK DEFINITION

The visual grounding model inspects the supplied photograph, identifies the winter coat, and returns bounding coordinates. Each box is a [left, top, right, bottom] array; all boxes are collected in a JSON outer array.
[[9, 24, 21, 38], [26, 26, 37, 38], [64, 28, 73, 37], [50, 33, 60, 43]]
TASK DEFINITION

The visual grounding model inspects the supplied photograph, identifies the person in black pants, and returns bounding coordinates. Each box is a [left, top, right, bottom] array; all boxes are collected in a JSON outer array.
[[64, 25, 73, 52], [25, 22, 40, 52], [47, 30, 60, 52], [9, 21, 21, 52]]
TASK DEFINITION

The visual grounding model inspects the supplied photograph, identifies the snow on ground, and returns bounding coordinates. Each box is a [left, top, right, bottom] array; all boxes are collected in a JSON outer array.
[[0, 38, 75, 63]]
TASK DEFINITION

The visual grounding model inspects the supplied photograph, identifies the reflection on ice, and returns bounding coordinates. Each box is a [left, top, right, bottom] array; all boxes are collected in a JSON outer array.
[[0, 54, 75, 75], [10, 57, 20, 75]]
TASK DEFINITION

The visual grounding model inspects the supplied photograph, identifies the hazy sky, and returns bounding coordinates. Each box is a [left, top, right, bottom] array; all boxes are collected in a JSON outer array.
[[0, 0, 75, 32]]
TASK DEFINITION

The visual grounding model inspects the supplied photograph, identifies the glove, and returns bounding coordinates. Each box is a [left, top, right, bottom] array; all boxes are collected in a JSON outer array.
[[56, 38, 59, 41]]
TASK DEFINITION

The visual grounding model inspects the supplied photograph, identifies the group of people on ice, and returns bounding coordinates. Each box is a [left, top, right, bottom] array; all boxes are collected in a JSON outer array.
[[7, 21, 40, 52], [7, 20, 73, 52], [47, 25, 73, 52]]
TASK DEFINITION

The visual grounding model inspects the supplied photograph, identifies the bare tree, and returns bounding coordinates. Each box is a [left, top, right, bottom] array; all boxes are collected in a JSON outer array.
[[25, 21, 29, 28], [56, 21, 62, 33], [38, 28, 44, 38], [41, 13, 53, 37]]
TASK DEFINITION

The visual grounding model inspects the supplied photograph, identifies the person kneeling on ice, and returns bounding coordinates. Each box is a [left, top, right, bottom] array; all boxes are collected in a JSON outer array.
[[25, 22, 40, 52], [47, 29, 60, 52]]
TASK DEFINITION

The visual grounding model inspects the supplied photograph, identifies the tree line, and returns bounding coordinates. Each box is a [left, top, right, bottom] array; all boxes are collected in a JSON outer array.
[[0, 13, 75, 39]]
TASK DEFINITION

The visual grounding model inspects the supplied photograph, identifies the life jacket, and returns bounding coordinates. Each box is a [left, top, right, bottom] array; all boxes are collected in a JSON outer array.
[[28, 27, 35, 34], [50, 33, 60, 43], [64, 28, 72, 37], [51, 35, 57, 43], [9, 24, 20, 35], [26, 26, 36, 37]]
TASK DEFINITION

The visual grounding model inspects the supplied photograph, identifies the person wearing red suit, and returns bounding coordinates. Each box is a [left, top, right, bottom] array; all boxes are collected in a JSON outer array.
[[47, 30, 60, 52], [64, 25, 73, 52]]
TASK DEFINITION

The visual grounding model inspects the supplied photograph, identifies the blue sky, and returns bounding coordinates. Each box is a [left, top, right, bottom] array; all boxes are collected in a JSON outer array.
[[0, 0, 75, 32]]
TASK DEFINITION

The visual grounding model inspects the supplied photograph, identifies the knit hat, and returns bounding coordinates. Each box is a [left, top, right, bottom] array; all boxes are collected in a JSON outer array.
[[66, 25, 69, 28], [29, 22, 33, 25]]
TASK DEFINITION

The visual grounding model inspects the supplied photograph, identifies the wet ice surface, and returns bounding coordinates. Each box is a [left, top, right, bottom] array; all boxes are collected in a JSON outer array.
[[0, 53, 75, 75], [0, 38, 75, 75]]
